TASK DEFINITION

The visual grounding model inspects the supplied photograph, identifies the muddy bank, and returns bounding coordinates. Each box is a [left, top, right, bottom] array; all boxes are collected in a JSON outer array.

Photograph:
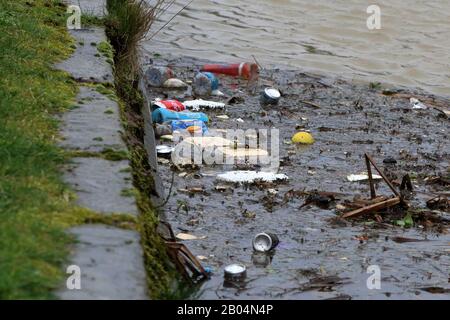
[[142, 53, 449, 300]]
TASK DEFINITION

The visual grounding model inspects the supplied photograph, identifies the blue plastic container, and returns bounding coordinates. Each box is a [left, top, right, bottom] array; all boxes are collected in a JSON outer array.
[[151, 108, 209, 124]]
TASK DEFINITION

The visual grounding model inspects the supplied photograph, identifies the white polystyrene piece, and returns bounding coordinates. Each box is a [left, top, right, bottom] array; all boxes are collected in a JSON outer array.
[[217, 171, 289, 183]]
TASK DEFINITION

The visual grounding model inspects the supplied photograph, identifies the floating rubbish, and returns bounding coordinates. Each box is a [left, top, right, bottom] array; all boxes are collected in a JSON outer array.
[[217, 171, 289, 184], [151, 99, 186, 112], [347, 173, 382, 182], [156, 145, 174, 159], [260, 88, 281, 105], [410, 98, 427, 110], [220, 147, 269, 159], [212, 89, 225, 96], [145, 66, 174, 87], [236, 118, 245, 123], [292, 131, 315, 144], [152, 108, 209, 123], [171, 119, 208, 134], [202, 62, 259, 80], [216, 114, 229, 120], [193, 72, 219, 96], [176, 233, 206, 241], [197, 255, 208, 261], [183, 99, 226, 111], [160, 134, 173, 142], [342, 154, 407, 219], [183, 136, 233, 148], [154, 123, 172, 137], [224, 264, 247, 282], [187, 125, 203, 134], [252, 232, 279, 252], [163, 78, 188, 89]]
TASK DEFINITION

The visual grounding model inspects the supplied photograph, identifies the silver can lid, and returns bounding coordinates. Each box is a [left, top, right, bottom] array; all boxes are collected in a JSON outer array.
[[224, 264, 246, 276], [156, 145, 174, 154], [264, 88, 281, 99], [252, 233, 273, 252]]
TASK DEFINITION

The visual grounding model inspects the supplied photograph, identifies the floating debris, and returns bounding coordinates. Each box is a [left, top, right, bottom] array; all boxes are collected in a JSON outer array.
[[410, 97, 428, 110], [163, 78, 188, 89], [217, 171, 288, 184], [347, 173, 382, 182], [252, 232, 279, 252], [176, 233, 207, 241], [183, 99, 226, 111], [292, 131, 315, 144]]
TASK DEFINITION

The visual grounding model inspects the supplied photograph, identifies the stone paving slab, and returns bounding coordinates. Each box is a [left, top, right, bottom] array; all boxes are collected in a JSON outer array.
[[55, 27, 113, 83], [57, 224, 147, 300], [64, 158, 138, 215], [59, 86, 126, 152]]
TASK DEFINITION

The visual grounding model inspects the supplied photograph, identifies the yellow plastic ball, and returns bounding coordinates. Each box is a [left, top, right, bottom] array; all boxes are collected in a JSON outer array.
[[292, 131, 315, 144]]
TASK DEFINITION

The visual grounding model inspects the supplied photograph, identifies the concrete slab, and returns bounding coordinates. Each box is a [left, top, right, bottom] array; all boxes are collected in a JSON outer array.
[[64, 158, 138, 215], [59, 86, 126, 152], [55, 28, 113, 83], [57, 224, 148, 300]]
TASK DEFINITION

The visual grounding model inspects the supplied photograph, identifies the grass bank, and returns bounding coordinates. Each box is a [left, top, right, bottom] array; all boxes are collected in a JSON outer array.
[[0, 0, 78, 299], [0, 0, 138, 299]]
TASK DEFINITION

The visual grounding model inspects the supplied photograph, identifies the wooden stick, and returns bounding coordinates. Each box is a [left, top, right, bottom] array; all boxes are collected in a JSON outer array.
[[365, 154, 377, 199], [342, 197, 401, 219], [365, 154, 400, 197]]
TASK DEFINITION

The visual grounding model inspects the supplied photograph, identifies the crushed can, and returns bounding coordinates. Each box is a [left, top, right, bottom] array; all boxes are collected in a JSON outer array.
[[151, 99, 186, 112], [260, 88, 281, 105], [193, 72, 219, 96], [252, 232, 279, 252], [145, 66, 174, 87]]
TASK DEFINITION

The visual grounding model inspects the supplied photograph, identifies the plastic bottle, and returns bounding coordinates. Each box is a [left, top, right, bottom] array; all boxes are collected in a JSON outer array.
[[145, 66, 174, 87], [201, 62, 259, 80], [193, 72, 219, 96], [151, 108, 209, 124]]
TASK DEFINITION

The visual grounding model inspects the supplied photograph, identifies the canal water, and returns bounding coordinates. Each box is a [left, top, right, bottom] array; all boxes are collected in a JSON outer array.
[[145, 0, 450, 97]]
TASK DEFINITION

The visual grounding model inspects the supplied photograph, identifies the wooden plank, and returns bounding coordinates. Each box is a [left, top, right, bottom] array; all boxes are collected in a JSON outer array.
[[342, 197, 401, 219]]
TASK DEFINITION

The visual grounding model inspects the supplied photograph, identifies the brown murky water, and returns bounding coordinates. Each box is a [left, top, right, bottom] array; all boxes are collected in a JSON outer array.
[[145, 0, 450, 97]]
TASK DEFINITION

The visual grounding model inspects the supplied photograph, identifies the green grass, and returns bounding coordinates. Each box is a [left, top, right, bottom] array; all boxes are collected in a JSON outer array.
[[0, 0, 81, 299]]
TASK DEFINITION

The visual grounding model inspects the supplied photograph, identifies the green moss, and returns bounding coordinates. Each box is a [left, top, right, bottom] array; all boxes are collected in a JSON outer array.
[[105, 0, 181, 298], [120, 188, 137, 197], [81, 14, 105, 27], [66, 148, 129, 161], [97, 41, 114, 60]]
